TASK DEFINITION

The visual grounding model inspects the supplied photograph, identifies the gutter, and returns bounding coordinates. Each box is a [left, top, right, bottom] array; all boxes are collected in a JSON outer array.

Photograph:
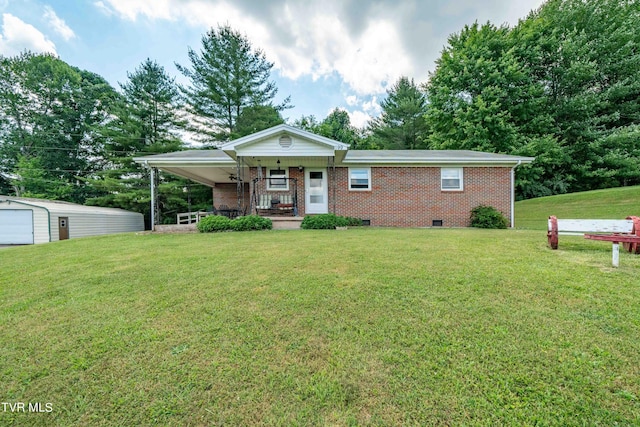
[[341, 158, 535, 166]]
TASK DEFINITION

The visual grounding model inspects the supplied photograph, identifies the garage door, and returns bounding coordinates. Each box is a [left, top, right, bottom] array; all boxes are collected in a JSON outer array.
[[0, 210, 34, 244]]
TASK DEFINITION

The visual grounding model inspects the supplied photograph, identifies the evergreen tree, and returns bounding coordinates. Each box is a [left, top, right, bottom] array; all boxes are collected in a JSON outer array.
[[86, 59, 207, 226], [232, 105, 284, 139], [176, 25, 291, 144], [369, 77, 429, 149]]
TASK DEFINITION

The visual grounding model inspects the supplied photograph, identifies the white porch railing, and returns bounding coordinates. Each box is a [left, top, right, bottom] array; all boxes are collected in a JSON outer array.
[[176, 211, 211, 224]]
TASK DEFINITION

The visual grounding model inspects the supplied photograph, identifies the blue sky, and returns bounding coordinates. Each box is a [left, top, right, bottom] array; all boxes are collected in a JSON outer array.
[[0, 0, 545, 128]]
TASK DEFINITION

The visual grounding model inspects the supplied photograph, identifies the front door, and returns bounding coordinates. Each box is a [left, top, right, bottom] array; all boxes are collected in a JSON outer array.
[[305, 169, 328, 214]]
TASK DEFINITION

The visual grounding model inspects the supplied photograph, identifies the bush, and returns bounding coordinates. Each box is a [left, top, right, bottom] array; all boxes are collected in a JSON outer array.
[[470, 205, 509, 229], [197, 215, 232, 232], [345, 217, 363, 227], [301, 214, 351, 229], [230, 215, 272, 231]]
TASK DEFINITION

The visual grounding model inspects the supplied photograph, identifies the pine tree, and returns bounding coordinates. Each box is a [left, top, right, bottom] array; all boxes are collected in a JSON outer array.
[[176, 24, 290, 144], [368, 77, 429, 150]]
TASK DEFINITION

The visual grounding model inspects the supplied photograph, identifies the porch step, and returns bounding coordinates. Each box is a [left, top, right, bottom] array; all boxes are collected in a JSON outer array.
[[267, 216, 304, 230]]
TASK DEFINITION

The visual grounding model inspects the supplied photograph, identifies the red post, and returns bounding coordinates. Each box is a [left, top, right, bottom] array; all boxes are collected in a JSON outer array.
[[624, 216, 640, 254], [547, 215, 558, 250]]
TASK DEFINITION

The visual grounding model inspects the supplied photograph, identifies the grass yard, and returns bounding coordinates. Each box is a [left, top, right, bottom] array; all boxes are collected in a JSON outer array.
[[1, 228, 640, 425], [515, 185, 640, 229]]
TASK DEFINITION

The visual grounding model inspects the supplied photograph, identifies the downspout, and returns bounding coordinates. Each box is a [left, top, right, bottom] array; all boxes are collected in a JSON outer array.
[[510, 160, 522, 228]]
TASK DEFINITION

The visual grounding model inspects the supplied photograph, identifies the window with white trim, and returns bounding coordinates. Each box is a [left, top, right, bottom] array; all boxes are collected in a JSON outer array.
[[441, 168, 463, 191], [349, 168, 371, 191], [267, 168, 289, 191]]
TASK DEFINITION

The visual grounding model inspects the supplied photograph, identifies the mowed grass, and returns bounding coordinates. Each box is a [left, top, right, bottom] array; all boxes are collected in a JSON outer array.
[[515, 185, 640, 229], [1, 228, 640, 426]]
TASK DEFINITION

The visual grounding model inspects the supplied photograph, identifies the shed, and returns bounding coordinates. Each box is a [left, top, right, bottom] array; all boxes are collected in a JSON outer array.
[[0, 197, 144, 245]]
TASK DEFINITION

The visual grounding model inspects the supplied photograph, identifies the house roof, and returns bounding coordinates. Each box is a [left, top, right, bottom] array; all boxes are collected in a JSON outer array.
[[133, 149, 235, 164], [343, 150, 534, 165], [134, 148, 534, 166], [132, 127, 534, 185]]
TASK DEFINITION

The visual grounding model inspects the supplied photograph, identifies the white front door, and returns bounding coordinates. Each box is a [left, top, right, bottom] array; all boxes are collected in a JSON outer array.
[[305, 168, 328, 214]]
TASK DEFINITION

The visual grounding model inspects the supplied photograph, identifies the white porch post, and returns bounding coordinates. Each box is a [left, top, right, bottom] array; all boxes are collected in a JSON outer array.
[[150, 166, 156, 230], [510, 160, 521, 228]]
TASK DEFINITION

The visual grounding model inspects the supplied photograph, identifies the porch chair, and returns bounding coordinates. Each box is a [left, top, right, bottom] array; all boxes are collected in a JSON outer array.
[[277, 194, 294, 212], [256, 194, 272, 211]]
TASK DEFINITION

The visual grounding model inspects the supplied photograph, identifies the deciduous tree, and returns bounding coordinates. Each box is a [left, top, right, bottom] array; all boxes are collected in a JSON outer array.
[[0, 52, 117, 202]]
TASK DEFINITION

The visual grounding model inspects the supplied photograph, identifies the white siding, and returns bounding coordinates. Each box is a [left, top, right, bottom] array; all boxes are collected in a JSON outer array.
[[52, 211, 144, 239], [235, 136, 335, 157], [0, 201, 50, 244]]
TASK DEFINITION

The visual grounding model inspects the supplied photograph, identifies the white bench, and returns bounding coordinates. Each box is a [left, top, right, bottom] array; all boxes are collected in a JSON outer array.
[[548, 215, 640, 266]]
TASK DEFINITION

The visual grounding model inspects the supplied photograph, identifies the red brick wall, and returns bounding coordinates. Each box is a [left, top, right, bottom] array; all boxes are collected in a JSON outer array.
[[212, 183, 249, 210], [331, 166, 511, 227], [238, 166, 512, 227]]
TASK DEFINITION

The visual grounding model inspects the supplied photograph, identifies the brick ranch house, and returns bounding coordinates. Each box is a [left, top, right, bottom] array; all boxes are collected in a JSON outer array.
[[134, 124, 534, 228]]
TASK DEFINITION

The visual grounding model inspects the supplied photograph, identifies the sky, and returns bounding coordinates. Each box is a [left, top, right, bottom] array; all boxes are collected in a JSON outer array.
[[0, 0, 546, 128]]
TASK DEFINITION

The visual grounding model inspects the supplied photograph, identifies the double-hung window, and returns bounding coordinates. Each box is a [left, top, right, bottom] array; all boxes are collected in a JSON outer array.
[[441, 168, 463, 191], [349, 168, 371, 191], [267, 168, 289, 191]]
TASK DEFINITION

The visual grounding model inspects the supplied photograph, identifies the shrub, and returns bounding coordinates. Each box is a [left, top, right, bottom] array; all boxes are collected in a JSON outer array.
[[197, 215, 232, 233], [345, 217, 363, 227], [470, 205, 509, 229], [230, 215, 272, 231], [301, 214, 350, 229]]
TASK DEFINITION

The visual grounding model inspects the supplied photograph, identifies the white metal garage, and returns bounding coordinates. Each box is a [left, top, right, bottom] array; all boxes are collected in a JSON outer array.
[[0, 197, 144, 245]]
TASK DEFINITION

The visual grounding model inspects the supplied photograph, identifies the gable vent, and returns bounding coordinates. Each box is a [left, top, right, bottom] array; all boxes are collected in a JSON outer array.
[[279, 135, 293, 149]]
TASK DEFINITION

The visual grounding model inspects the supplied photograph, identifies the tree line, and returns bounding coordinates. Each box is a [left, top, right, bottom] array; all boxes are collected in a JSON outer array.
[[1, 0, 638, 224], [300, 0, 640, 199]]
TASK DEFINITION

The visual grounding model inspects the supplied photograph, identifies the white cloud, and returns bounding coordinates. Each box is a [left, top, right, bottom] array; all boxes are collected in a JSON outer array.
[[0, 13, 56, 57], [95, 0, 547, 100], [43, 6, 76, 41], [345, 95, 358, 106], [347, 110, 372, 129], [95, 0, 414, 96], [93, 1, 114, 16], [362, 96, 382, 115]]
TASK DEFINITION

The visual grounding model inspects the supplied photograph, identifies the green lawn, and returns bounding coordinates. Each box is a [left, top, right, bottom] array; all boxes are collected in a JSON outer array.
[[515, 185, 640, 230], [1, 228, 640, 426]]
